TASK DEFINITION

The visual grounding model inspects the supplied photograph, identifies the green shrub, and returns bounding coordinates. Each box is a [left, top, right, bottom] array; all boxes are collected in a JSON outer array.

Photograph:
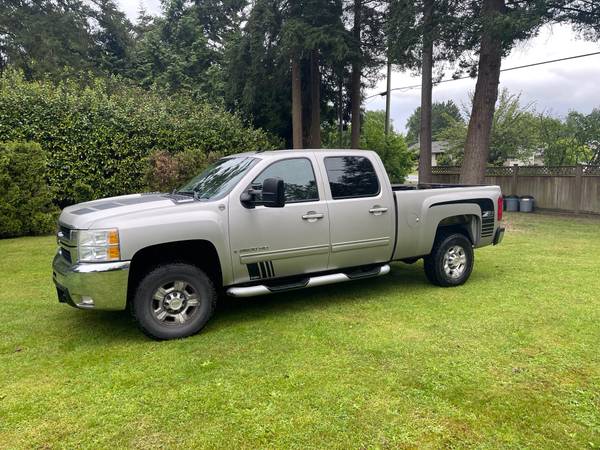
[[0, 142, 58, 237], [144, 148, 224, 193], [359, 111, 414, 183], [0, 71, 278, 207]]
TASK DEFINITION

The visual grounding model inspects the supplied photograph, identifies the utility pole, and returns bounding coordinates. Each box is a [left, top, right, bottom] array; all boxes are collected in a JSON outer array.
[[384, 59, 392, 135]]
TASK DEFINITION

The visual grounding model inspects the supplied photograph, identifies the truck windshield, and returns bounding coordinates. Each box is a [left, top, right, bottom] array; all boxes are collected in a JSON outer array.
[[177, 156, 258, 200]]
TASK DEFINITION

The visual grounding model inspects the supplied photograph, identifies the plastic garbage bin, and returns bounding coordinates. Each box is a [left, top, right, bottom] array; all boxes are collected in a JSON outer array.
[[519, 196, 534, 212], [505, 195, 519, 212]]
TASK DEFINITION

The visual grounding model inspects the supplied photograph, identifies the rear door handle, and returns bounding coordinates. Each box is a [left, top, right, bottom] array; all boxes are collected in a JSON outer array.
[[302, 212, 324, 222], [369, 207, 388, 215]]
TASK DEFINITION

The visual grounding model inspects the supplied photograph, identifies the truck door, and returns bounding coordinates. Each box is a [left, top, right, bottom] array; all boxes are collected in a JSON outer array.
[[319, 154, 395, 270], [228, 156, 330, 284]]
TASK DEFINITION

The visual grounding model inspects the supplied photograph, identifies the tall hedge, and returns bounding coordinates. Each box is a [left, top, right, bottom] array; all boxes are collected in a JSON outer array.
[[0, 142, 58, 237], [0, 71, 277, 207]]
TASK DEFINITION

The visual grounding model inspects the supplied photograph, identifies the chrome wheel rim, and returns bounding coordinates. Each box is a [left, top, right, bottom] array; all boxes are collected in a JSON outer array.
[[443, 245, 467, 279], [151, 280, 200, 326]]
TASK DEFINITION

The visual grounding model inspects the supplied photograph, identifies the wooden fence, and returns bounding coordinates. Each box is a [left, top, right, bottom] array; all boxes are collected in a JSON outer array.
[[430, 165, 600, 214]]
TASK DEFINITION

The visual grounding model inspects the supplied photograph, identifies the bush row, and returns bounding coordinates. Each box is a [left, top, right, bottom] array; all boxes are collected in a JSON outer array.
[[0, 71, 278, 209], [0, 72, 278, 236], [0, 142, 58, 237]]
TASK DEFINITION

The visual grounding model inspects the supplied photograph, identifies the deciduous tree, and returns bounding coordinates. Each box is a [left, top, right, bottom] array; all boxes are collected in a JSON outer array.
[[565, 109, 600, 164], [538, 115, 591, 165], [405, 100, 463, 145], [440, 89, 540, 166]]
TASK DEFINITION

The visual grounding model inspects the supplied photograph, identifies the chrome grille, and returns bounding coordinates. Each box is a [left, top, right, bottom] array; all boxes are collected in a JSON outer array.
[[60, 248, 72, 264], [57, 224, 76, 246], [57, 224, 78, 263], [58, 224, 71, 241]]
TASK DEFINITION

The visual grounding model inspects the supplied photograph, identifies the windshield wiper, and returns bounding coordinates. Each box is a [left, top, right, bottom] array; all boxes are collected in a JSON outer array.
[[174, 190, 210, 201], [173, 190, 195, 197]]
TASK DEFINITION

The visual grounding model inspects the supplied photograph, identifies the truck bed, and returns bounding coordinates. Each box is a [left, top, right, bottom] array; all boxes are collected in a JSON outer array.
[[390, 183, 501, 261]]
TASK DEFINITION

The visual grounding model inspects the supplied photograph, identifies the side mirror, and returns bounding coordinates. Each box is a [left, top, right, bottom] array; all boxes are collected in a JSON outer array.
[[261, 178, 285, 208], [240, 177, 285, 209]]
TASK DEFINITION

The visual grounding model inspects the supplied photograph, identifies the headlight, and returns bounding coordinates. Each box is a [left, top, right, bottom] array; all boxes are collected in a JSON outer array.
[[77, 229, 121, 262]]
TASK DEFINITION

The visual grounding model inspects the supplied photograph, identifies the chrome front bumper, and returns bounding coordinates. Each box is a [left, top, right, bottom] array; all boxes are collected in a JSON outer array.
[[52, 250, 130, 311]]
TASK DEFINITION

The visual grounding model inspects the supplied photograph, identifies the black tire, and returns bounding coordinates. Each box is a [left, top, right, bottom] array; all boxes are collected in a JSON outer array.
[[423, 232, 474, 287], [132, 263, 216, 340]]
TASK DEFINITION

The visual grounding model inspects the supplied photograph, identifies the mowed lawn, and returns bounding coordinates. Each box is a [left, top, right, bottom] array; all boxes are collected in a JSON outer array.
[[1, 213, 599, 449]]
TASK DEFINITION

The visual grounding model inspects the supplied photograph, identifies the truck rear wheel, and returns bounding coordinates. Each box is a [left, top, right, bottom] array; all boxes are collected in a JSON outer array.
[[424, 232, 474, 287], [132, 263, 216, 340]]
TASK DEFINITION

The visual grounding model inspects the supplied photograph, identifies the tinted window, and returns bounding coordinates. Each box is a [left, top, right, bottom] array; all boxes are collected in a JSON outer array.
[[324, 156, 379, 199], [253, 158, 319, 203]]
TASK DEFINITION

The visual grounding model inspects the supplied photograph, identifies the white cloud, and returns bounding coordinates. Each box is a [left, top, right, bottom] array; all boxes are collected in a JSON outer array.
[[116, 0, 162, 21]]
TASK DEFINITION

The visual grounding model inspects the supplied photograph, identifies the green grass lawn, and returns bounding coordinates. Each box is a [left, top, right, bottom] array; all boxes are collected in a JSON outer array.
[[1, 213, 599, 449]]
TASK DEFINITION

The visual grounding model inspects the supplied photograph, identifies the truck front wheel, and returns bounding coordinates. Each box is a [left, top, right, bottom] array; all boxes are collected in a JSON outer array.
[[132, 263, 216, 340], [424, 232, 474, 287]]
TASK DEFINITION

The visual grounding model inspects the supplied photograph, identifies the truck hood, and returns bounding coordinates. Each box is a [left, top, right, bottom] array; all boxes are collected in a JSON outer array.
[[59, 193, 186, 229]]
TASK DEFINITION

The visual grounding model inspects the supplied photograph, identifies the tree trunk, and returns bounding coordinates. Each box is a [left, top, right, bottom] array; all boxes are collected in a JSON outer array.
[[460, 0, 505, 184], [350, 0, 362, 149], [419, 0, 434, 184], [309, 49, 321, 148], [291, 56, 303, 149]]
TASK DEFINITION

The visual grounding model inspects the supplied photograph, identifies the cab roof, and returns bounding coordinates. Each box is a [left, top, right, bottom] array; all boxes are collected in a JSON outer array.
[[228, 149, 375, 159]]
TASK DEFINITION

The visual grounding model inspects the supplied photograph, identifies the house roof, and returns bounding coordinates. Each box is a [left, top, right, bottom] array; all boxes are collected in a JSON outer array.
[[409, 141, 449, 154]]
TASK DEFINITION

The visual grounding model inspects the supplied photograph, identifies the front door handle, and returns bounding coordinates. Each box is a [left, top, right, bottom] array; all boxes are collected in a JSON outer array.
[[369, 206, 388, 216], [302, 212, 324, 222]]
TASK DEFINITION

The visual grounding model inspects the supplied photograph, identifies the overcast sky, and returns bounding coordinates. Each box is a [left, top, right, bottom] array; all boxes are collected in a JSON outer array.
[[119, 1, 600, 132]]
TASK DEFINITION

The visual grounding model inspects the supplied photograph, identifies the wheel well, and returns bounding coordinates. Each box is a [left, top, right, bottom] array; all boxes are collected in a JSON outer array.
[[127, 240, 222, 306], [435, 214, 478, 245]]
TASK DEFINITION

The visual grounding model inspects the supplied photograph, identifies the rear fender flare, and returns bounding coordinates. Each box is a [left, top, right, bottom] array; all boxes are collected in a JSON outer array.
[[421, 204, 482, 254]]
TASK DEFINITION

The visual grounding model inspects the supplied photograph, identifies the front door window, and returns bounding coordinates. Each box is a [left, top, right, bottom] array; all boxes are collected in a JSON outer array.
[[252, 158, 319, 203]]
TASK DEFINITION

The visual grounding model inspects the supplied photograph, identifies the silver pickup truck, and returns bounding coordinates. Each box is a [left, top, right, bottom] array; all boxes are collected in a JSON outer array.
[[53, 149, 505, 339]]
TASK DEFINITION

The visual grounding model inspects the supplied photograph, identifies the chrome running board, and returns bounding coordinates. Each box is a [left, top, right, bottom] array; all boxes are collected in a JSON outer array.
[[226, 264, 391, 298]]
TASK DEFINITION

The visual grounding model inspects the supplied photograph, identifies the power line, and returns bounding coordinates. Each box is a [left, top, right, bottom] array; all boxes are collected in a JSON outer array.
[[366, 51, 600, 100]]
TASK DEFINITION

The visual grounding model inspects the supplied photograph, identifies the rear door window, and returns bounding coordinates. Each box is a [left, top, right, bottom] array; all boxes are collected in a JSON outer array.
[[324, 156, 380, 199]]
